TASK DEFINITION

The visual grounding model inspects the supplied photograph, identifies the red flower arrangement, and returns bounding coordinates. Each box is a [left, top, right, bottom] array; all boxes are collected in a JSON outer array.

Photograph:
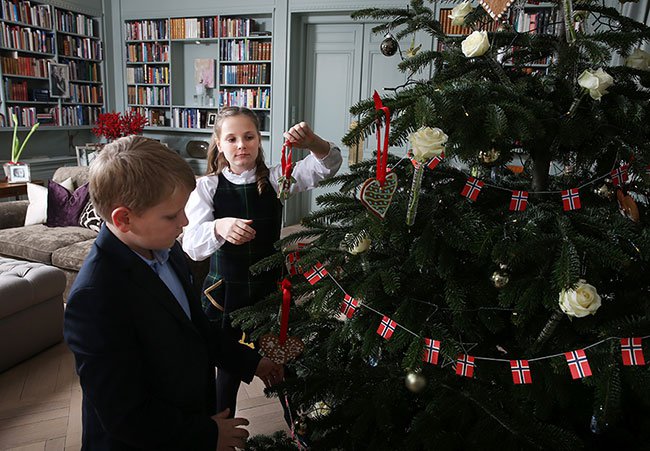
[[92, 111, 148, 142]]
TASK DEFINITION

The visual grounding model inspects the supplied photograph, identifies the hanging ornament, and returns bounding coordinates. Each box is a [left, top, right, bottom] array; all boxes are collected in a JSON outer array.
[[344, 232, 371, 255], [359, 91, 397, 219], [594, 183, 613, 200], [380, 33, 398, 57], [293, 416, 308, 436], [478, 0, 515, 21], [478, 148, 500, 164], [277, 140, 296, 200], [306, 401, 331, 419], [616, 189, 640, 223], [259, 278, 305, 364], [491, 270, 510, 288], [405, 369, 427, 393], [405, 35, 422, 58]]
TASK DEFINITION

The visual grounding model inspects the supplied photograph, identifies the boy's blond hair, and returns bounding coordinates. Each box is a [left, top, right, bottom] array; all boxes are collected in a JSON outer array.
[[90, 135, 196, 222]]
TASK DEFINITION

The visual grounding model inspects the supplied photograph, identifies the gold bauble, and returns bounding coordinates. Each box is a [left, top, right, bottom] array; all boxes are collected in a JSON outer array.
[[405, 369, 427, 393], [594, 183, 613, 200], [478, 148, 500, 164], [491, 271, 510, 288], [294, 417, 308, 435], [307, 401, 331, 419]]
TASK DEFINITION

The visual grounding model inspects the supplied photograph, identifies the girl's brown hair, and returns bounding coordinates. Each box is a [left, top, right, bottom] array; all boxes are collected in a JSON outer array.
[[206, 106, 269, 195]]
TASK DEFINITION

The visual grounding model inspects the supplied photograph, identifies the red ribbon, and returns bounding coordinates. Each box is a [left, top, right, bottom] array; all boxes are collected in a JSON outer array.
[[373, 90, 391, 185], [281, 140, 293, 180], [279, 278, 292, 345]]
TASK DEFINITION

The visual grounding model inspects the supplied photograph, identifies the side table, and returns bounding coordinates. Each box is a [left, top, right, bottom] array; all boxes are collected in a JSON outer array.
[[0, 180, 43, 200]]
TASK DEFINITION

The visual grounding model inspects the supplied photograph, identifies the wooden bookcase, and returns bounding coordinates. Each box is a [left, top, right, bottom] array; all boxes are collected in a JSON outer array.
[[0, 0, 105, 129], [124, 13, 272, 136]]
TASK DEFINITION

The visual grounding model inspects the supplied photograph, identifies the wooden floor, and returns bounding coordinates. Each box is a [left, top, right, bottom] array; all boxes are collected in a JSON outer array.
[[0, 342, 288, 450]]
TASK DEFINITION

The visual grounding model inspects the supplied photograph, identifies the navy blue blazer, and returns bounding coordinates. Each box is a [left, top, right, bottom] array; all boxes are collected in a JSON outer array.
[[64, 226, 261, 450]]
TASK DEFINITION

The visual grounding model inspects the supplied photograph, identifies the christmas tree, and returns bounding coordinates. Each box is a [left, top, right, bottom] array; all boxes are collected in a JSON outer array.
[[240, 0, 650, 449]]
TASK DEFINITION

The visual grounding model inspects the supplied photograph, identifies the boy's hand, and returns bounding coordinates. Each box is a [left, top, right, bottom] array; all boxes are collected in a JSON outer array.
[[283, 122, 330, 157], [255, 357, 284, 387], [212, 409, 249, 450], [214, 218, 255, 245]]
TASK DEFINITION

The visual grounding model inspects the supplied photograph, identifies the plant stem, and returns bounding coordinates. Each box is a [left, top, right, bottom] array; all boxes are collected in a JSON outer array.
[[406, 162, 424, 226]]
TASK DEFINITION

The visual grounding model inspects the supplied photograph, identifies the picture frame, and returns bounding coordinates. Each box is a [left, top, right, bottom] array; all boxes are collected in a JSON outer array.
[[48, 62, 70, 98], [7, 163, 31, 183], [206, 112, 217, 128], [75, 145, 100, 167]]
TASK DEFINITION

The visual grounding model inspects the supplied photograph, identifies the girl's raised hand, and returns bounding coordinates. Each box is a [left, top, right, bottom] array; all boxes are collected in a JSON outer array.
[[214, 217, 256, 245], [283, 121, 316, 148]]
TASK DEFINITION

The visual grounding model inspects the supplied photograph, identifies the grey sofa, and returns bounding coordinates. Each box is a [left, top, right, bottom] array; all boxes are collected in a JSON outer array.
[[0, 166, 97, 300]]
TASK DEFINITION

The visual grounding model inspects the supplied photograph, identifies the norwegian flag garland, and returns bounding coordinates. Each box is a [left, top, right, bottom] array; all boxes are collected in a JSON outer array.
[[422, 338, 441, 365], [340, 294, 360, 319], [286, 251, 301, 276], [610, 164, 629, 186], [561, 188, 581, 211], [565, 349, 592, 379], [510, 360, 532, 384], [509, 190, 529, 212], [456, 354, 476, 378], [408, 151, 445, 170], [621, 338, 645, 366], [461, 177, 484, 202], [303, 263, 329, 285], [377, 316, 397, 340]]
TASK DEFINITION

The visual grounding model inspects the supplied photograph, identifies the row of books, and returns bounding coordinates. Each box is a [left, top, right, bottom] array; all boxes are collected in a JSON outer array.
[[512, 9, 557, 34], [172, 107, 214, 129], [438, 8, 502, 35], [0, 54, 48, 76], [5, 78, 27, 100], [54, 9, 97, 38], [0, 0, 52, 29], [7, 104, 42, 126], [220, 40, 271, 62], [67, 60, 101, 82], [125, 19, 168, 41], [60, 105, 102, 126], [127, 85, 170, 106], [220, 63, 270, 85], [126, 42, 169, 63], [170, 17, 219, 39], [126, 65, 169, 84], [220, 18, 254, 38], [219, 87, 270, 109], [69, 84, 102, 104], [0, 24, 54, 53], [131, 106, 168, 126], [58, 35, 102, 60]]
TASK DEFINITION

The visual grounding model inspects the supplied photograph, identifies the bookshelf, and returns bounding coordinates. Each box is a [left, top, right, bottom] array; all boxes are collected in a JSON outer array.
[[124, 13, 272, 135], [0, 0, 105, 129]]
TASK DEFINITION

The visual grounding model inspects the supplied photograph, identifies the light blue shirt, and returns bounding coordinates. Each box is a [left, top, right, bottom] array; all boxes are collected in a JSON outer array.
[[136, 248, 192, 319]]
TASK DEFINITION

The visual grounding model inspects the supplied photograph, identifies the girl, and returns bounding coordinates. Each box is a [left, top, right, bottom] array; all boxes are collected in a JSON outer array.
[[183, 106, 342, 416]]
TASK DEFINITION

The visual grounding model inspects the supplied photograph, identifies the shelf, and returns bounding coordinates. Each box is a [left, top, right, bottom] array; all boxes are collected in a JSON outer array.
[[0, 125, 92, 131], [126, 61, 169, 65], [58, 54, 101, 62], [55, 29, 100, 40], [126, 39, 170, 43], [70, 79, 102, 85], [5, 100, 57, 104], [131, 103, 170, 107], [220, 83, 270, 87], [221, 35, 271, 40], [127, 83, 170, 86], [61, 102, 103, 106], [171, 37, 219, 43], [2, 74, 48, 80], [0, 18, 53, 32], [172, 104, 218, 109], [221, 60, 271, 64], [0, 47, 55, 57]]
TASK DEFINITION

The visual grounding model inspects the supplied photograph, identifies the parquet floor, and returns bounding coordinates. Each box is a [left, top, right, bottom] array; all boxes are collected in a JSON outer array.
[[0, 342, 287, 450]]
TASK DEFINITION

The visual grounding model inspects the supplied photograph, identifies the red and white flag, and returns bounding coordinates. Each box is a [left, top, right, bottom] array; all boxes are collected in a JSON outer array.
[[303, 263, 329, 285], [621, 338, 645, 366], [510, 360, 532, 384], [509, 190, 528, 211], [461, 177, 484, 202], [340, 294, 359, 319], [610, 164, 629, 186], [565, 349, 592, 379], [286, 251, 301, 275], [427, 152, 445, 170], [455, 354, 475, 378], [422, 338, 441, 365], [561, 189, 581, 211], [376, 316, 397, 340]]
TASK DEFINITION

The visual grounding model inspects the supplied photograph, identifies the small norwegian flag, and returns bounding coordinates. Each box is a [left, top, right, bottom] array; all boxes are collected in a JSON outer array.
[[427, 152, 445, 170], [422, 338, 441, 365], [621, 338, 645, 366], [376, 315, 397, 340], [610, 164, 629, 186], [455, 354, 475, 378], [461, 177, 484, 202], [286, 251, 300, 275], [510, 360, 532, 384], [340, 294, 360, 319], [303, 263, 329, 285], [561, 189, 581, 211], [565, 349, 592, 379], [509, 190, 529, 212]]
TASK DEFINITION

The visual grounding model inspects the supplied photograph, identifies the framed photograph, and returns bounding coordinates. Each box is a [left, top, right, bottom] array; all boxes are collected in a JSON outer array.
[[76, 145, 99, 167], [7, 163, 31, 183], [206, 112, 217, 128], [49, 62, 70, 98]]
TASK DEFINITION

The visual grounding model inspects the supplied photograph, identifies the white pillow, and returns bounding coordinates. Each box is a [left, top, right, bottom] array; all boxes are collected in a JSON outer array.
[[24, 177, 75, 226]]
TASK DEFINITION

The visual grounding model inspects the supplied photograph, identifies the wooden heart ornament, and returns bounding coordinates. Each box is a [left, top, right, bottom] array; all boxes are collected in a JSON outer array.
[[479, 0, 514, 20], [259, 334, 305, 364], [359, 171, 398, 219]]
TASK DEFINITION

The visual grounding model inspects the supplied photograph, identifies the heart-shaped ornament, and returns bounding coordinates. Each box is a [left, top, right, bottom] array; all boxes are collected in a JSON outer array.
[[259, 334, 305, 364], [359, 171, 398, 219], [479, 0, 513, 20]]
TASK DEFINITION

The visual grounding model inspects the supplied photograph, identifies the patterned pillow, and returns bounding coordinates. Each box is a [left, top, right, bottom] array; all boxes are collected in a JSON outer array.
[[79, 201, 103, 233]]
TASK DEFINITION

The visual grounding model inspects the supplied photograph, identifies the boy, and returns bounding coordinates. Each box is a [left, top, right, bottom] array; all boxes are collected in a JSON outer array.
[[64, 136, 282, 450]]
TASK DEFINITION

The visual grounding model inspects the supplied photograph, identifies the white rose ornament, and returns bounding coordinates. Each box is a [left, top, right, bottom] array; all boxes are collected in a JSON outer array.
[[558, 280, 602, 318]]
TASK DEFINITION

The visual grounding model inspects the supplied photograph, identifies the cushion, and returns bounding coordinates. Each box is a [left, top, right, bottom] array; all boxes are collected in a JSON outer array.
[[24, 178, 74, 226], [46, 181, 90, 227], [79, 201, 104, 233], [0, 224, 97, 264], [51, 239, 95, 272]]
